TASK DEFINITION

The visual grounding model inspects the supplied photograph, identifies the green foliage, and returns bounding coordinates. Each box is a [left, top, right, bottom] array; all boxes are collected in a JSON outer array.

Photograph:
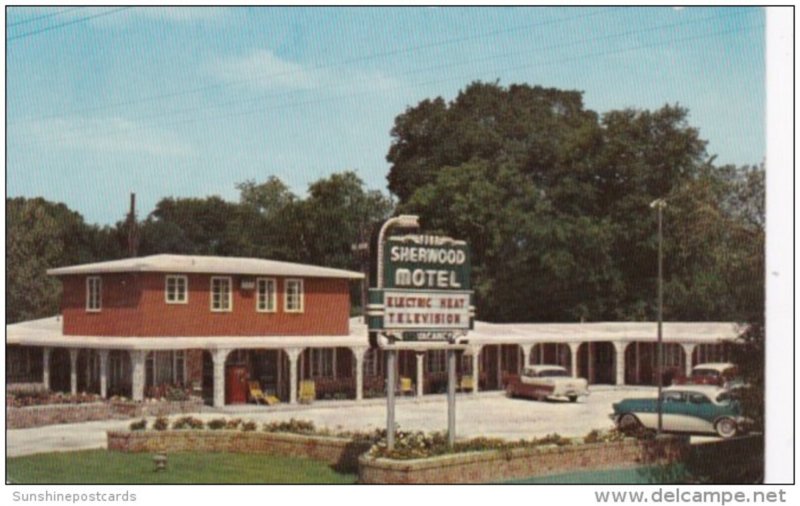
[[171, 416, 204, 430], [207, 418, 227, 430], [6, 197, 123, 323], [368, 429, 580, 460], [152, 417, 169, 431], [388, 81, 764, 323], [129, 419, 147, 431], [241, 421, 258, 432], [262, 418, 316, 434]]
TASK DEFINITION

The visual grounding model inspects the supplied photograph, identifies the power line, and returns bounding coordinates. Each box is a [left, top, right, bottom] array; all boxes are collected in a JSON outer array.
[[15, 11, 756, 139], [71, 22, 764, 137], [10, 7, 617, 123], [6, 7, 82, 27], [7, 7, 130, 42]]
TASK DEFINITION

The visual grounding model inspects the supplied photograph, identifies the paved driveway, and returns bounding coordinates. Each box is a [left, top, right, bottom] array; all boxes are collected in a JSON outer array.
[[7, 386, 656, 457]]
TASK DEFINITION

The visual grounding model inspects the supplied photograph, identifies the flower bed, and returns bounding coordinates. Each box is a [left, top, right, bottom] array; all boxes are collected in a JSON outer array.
[[7, 391, 103, 408], [359, 433, 690, 484], [108, 418, 375, 472], [8, 396, 205, 429]]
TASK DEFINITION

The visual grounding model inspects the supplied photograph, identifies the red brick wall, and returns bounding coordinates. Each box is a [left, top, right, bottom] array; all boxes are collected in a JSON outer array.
[[61, 273, 351, 336]]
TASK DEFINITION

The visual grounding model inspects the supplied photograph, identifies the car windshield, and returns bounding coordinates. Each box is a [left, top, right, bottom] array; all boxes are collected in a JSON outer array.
[[538, 369, 569, 377], [692, 369, 721, 378], [716, 392, 733, 405]]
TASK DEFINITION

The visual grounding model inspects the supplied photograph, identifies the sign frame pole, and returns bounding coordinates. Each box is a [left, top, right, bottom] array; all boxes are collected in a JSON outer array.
[[447, 348, 456, 447], [386, 346, 396, 450]]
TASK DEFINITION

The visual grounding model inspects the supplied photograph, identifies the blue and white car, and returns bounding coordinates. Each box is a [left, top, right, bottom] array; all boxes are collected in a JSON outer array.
[[610, 384, 752, 438]]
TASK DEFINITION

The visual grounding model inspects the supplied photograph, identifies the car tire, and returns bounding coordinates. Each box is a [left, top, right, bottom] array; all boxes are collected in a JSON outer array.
[[618, 413, 642, 435], [715, 417, 738, 439], [568, 395, 578, 403]]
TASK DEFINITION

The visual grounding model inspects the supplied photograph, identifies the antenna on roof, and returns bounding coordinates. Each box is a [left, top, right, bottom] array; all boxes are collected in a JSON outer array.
[[127, 193, 139, 258]]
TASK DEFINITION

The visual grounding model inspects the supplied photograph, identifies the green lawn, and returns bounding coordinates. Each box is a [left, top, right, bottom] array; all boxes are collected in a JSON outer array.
[[7, 450, 358, 484]]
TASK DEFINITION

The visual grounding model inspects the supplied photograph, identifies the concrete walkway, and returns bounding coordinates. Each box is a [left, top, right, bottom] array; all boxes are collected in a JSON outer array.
[[7, 386, 655, 458]]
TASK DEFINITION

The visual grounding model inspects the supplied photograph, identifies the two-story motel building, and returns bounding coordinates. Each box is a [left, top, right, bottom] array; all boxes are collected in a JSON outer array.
[[6, 254, 741, 406]]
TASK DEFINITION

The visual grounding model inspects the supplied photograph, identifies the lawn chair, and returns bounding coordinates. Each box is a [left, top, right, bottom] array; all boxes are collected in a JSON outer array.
[[299, 380, 316, 404], [400, 377, 414, 396], [248, 381, 268, 405]]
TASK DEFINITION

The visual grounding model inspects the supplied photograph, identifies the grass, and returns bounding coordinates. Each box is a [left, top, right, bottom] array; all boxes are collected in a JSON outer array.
[[7, 450, 358, 484]]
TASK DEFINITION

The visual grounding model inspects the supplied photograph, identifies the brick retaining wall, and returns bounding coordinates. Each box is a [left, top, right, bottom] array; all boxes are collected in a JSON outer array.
[[7, 398, 205, 429], [358, 437, 689, 484], [107, 431, 371, 472]]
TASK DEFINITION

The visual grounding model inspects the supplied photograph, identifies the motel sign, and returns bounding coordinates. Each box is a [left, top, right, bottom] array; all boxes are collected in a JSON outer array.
[[368, 234, 473, 342]]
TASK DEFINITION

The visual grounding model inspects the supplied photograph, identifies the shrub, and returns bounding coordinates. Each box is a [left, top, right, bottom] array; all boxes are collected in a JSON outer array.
[[172, 416, 204, 430], [225, 418, 242, 430], [241, 421, 257, 432], [584, 429, 626, 444], [165, 386, 190, 402], [263, 418, 316, 434], [129, 419, 147, 431], [207, 418, 227, 430], [152, 417, 169, 431], [368, 431, 578, 459]]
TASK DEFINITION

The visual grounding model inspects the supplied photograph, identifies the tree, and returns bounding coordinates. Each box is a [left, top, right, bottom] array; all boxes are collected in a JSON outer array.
[[387, 81, 763, 323], [6, 197, 122, 323]]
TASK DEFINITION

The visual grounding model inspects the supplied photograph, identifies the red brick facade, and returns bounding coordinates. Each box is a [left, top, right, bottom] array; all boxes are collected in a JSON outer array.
[[60, 273, 351, 337]]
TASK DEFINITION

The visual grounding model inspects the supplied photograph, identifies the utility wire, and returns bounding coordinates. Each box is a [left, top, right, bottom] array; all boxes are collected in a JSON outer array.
[[7, 7, 130, 42], [10, 7, 617, 123], [15, 11, 755, 138], [6, 7, 82, 27], [42, 21, 761, 140]]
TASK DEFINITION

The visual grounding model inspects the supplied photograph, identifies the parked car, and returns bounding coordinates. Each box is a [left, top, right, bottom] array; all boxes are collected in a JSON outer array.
[[505, 365, 589, 402], [610, 384, 752, 438], [672, 362, 745, 390]]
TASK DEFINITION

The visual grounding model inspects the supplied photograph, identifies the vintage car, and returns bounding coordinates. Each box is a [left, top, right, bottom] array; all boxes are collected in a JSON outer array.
[[505, 365, 589, 402], [610, 384, 751, 438], [672, 362, 745, 390]]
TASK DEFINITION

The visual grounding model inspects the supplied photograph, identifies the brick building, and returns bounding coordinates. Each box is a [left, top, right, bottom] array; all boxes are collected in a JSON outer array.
[[6, 254, 740, 406]]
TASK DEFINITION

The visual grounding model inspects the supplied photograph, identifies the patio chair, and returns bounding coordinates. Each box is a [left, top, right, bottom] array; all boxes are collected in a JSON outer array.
[[400, 377, 414, 396], [248, 381, 268, 405], [299, 380, 316, 403], [459, 376, 474, 392]]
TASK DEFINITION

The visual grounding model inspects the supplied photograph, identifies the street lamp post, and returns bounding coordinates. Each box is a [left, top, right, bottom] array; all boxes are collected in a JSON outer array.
[[376, 215, 420, 451], [650, 198, 667, 435]]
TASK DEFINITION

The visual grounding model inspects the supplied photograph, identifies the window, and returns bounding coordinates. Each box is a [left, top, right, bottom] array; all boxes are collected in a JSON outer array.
[[363, 349, 381, 377], [165, 275, 188, 304], [427, 350, 446, 373], [285, 279, 304, 312], [210, 277, 232, 312], [86, 276, 102, 312], [310, 348, 335, 378], [256, 278, 277, 312], [145, 350, 187, 387]]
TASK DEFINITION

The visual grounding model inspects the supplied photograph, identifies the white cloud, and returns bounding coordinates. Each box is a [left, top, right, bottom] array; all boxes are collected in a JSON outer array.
[[208, 49, 399, 93], [20, 116, 194, 158]]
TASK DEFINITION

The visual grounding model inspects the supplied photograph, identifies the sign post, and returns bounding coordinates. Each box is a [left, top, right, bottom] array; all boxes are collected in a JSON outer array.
[[368, 218, 473, 450]]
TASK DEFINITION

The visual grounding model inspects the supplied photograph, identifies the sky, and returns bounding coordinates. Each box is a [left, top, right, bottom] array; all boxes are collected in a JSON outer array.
[[5, 5, 766, 226]]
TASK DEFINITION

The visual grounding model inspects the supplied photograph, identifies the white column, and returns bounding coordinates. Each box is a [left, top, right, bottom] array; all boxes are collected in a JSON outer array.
[[471, 346, 481, 394], [285, 348, 303, 404], [568, 342, 581, 378], [130, 350, 146, 402], [520, 345, 530, 371], [98, 350, 109, 398], [352, 347, 366, 401], [495, 346, 502, 388], [211, 348, 230, 408], [681, 343, 697, 377], [416, 353, 424, 397], [42, 347, 51, 390], [613, 341, 628, 386], [68, 348, 79, 395]]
